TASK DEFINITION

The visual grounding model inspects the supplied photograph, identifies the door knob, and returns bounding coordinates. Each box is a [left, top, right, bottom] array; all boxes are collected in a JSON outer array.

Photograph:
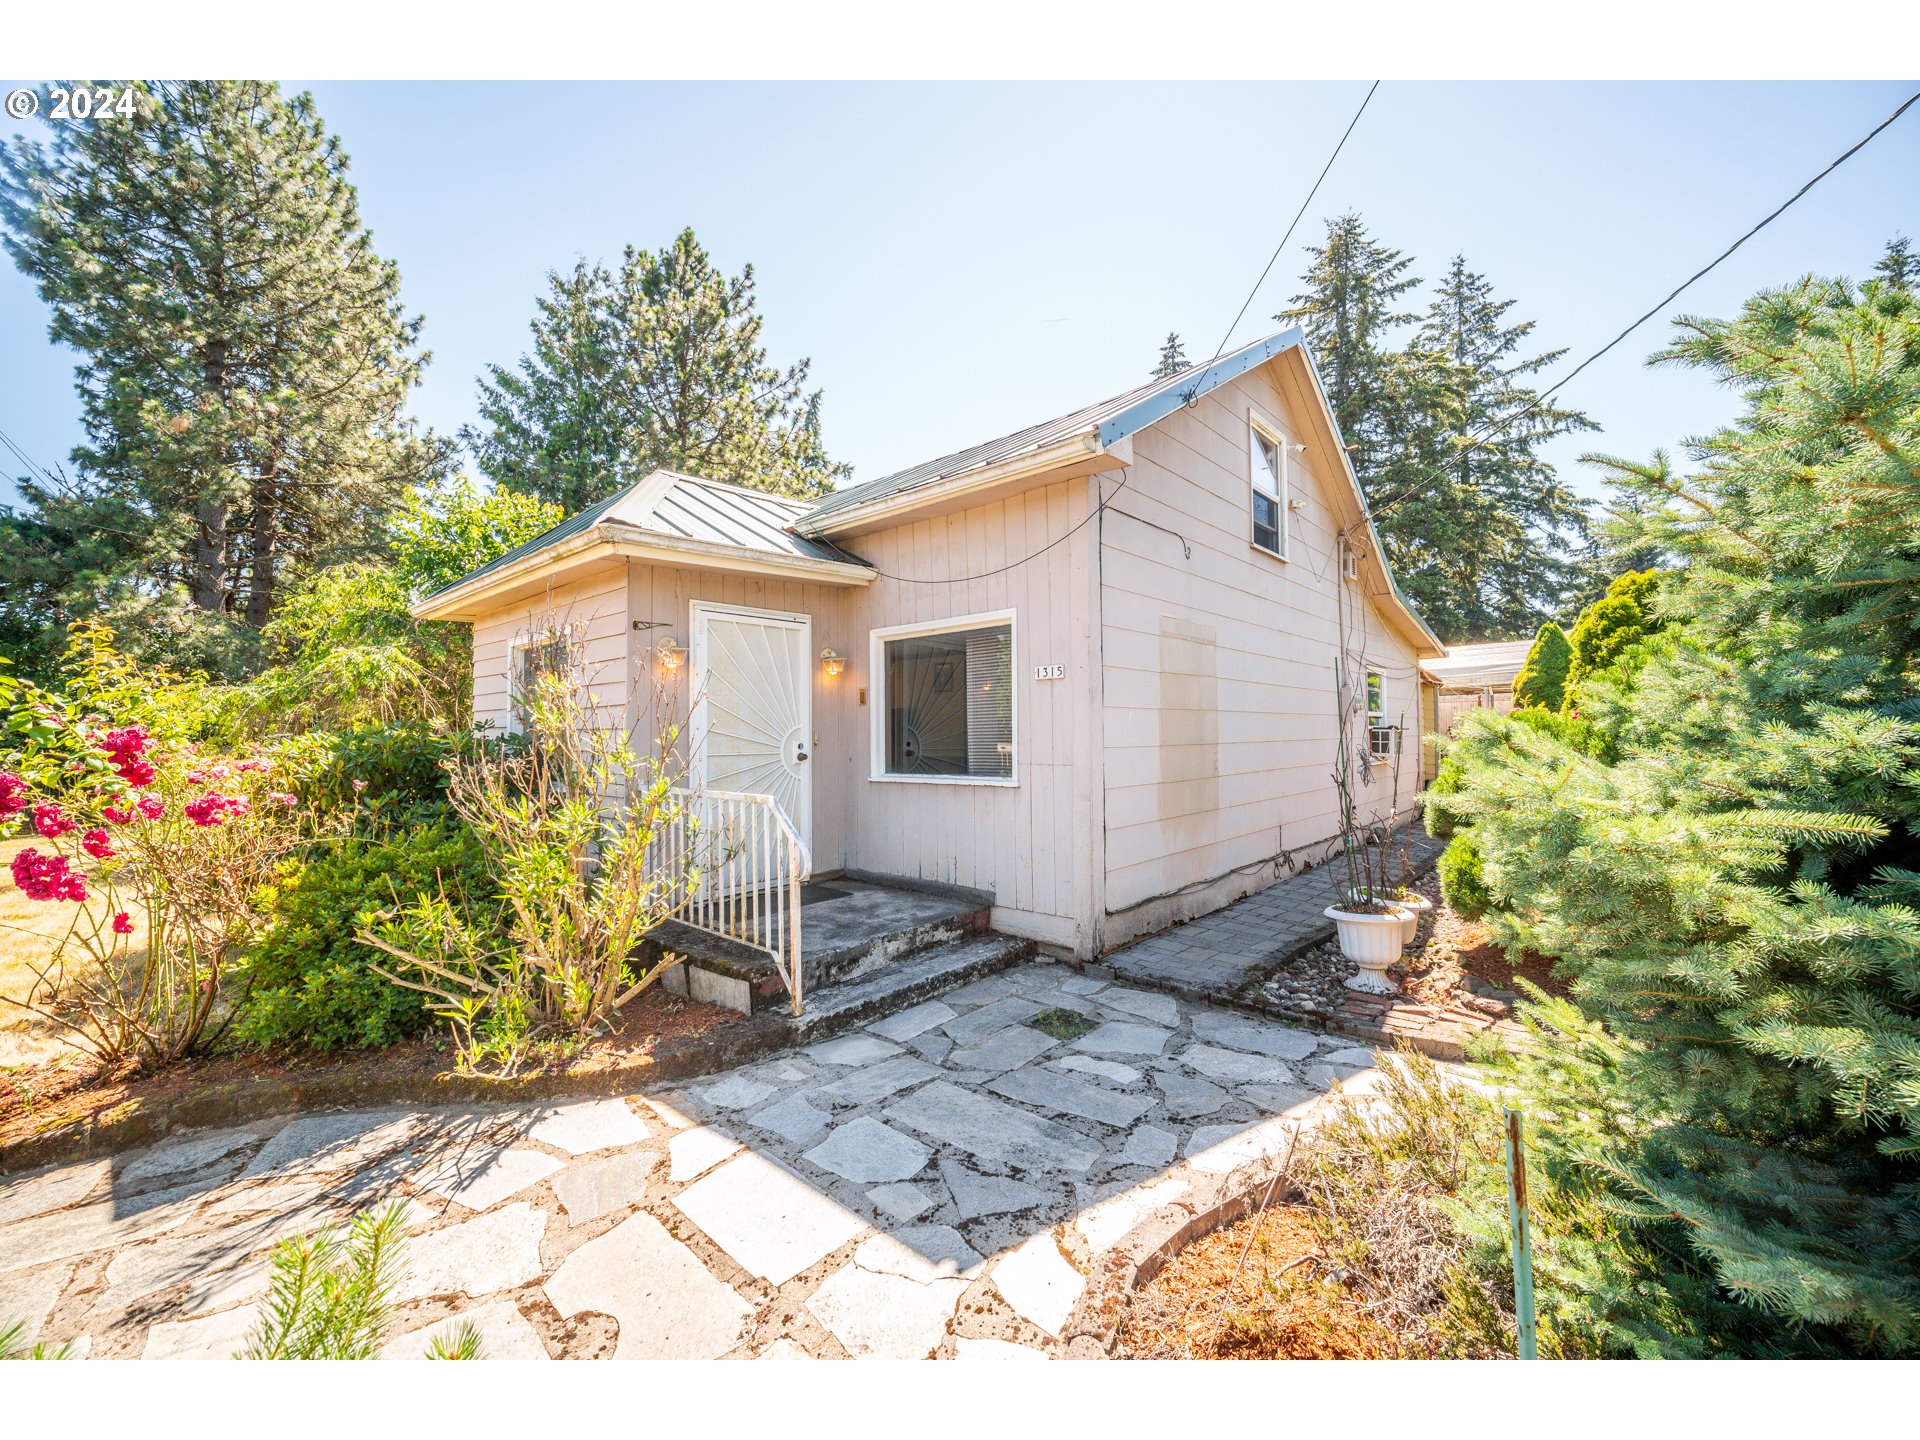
[[796, 749, 810, 762]]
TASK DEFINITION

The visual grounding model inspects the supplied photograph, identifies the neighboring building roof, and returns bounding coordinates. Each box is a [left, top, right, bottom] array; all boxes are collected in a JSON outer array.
[[1422, 640, 1534, 689], [803, 330, 1306, 528]]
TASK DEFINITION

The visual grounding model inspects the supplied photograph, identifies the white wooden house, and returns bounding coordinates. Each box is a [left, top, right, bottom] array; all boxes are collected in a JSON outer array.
[[414, 329, 1442, 1009]]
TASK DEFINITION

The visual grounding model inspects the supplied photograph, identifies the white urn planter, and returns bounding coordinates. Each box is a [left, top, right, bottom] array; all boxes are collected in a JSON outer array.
[[1325, 903, 1412, 994], [1390, 891, 1433, 945]]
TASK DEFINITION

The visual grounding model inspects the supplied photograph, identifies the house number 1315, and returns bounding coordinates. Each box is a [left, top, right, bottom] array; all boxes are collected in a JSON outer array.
[[1033, 664, 1064, 680]]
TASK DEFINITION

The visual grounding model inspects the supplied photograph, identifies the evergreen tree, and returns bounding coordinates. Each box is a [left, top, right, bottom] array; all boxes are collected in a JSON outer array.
[[1443, 271, 1920, 1354], [1281, 222, 1593, 641], [1277, 213, 1420, 479], [465, 229, 848, 509], [1564, 567, 1659, 692], [1875, 233, 1915, 292], [1151, 332, 1189, 379], [458, 261, 625, 516], [1389, 257, 1594, 640], [1510, 621, 1571, 711], [0, 82, 444, 673]]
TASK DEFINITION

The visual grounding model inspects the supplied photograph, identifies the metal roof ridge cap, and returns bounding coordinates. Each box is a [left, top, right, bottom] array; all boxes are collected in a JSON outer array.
[[1095, 327, 1305, 447]]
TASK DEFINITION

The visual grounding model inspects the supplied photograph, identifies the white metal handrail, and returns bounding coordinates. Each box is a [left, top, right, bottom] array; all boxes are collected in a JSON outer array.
[[657, 787, 813, 1016]]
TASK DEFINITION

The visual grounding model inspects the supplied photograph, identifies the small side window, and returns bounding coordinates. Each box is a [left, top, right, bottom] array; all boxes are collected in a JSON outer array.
[[1250, 421, 1288, 559], [1366, 671, 1394, 760]]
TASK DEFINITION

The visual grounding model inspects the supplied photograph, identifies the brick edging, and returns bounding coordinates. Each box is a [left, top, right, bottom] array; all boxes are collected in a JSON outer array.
[[1060, 1162, 1295, 1358]]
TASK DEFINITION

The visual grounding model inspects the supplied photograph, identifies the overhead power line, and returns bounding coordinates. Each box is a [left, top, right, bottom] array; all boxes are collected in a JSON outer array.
[[859, 81, 1381, 585], [1363, 85, 1920, 525], [1185, 79, 1380, 402]]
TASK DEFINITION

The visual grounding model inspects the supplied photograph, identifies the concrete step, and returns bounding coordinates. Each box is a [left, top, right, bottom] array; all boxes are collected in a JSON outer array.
[[647, 880, 993, 1015], [790, 932, 1034, 1038]]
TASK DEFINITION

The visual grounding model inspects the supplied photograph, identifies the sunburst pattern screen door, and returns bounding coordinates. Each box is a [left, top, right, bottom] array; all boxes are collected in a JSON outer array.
[[690, 602, 813, 848]]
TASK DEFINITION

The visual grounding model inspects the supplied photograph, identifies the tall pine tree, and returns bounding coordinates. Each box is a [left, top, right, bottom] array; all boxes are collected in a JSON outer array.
[[1282, 221, 1592, 641], [1277, 213, 1420, 481], [0, 81, 443, 674], [466, 228, 848, 509]]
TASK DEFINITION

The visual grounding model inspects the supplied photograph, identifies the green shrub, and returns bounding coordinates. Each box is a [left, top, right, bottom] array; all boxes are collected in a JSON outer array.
[[239, 821, 501, 1052], [1508, 704, 1617, 764], [1438, 832, 1491, 919], [1511, 621, 1571, 711], [277, 723, 464, 829], [1423, 755, 1466, 840], [1565, 569, 1660, 692]]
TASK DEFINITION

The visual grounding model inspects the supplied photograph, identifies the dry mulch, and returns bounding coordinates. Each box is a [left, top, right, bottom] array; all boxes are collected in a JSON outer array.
[[1117, 1202, 1406, 1360], [0, 985, 741, 1155], [1401, 902, 1573, 1008]]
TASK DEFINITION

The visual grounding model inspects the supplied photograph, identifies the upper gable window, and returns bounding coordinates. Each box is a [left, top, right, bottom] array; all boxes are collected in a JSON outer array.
[[1249, 418, 1289, 560]]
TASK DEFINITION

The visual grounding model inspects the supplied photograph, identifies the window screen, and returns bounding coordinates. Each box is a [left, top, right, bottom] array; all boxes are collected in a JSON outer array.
[[883, 622, 1013, 779]]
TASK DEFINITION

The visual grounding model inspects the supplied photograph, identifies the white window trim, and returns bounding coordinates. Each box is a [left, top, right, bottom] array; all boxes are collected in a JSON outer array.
[[507, 623, 579, 736], [1248, 408, 1292, 562], [1365, 668, 1394, 765], [868, 608, 1019, 788]]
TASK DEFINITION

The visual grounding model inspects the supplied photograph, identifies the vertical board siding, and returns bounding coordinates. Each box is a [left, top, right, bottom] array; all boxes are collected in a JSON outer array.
[[1097, 362, 1425, 942], [841, 479, 1092, 943]]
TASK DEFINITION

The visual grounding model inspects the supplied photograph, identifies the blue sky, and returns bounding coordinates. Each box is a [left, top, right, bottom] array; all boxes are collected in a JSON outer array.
[[2, 80, 1916, 515]]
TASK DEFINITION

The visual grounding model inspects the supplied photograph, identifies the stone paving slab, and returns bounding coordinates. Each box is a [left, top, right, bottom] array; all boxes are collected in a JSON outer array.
[[1, 946, 1427, 1361]]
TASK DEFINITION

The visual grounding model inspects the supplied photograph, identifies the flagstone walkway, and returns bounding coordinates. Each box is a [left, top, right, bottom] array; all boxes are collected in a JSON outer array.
[[0, 961, 1385, 1361]]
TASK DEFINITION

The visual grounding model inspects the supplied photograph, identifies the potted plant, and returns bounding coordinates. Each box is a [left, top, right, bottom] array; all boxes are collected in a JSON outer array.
[[1323, 667, 1413, 994]]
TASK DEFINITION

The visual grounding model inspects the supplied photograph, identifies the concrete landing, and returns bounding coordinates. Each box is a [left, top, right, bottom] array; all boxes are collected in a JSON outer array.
[[655, 878, 995, 1014]]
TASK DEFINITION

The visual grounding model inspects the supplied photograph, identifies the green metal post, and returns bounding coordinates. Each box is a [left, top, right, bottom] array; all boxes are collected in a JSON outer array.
[[1503, 1106, 1539, 1360]]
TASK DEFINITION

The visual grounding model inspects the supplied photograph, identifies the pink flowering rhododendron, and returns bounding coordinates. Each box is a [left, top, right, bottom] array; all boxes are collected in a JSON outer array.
[[136, 795, 165, 820], [113, 912, 134, 935], [31, 802, 75, 839], [10, 847, 87, 903], [0, 771, 28, 819]]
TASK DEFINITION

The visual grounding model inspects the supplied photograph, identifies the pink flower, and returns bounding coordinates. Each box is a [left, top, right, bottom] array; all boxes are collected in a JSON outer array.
[[102, 802, 135, 825], [0, 772, 28, 819], [9, 848, 87, 903], [80, 827, 116, 859], [269, 791, 297, 807], [184, 791, 248, 827], [136, 794, 165, 820], [31, 802, 74, 840], [100, 727, 158, 788], [112, 912, 134, 935], [116, 758, 157, 787]]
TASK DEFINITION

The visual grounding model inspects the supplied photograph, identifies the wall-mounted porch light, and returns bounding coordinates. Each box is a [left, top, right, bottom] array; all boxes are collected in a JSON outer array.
[[820, 647, 846, 678], [656, 638, 687, 670]]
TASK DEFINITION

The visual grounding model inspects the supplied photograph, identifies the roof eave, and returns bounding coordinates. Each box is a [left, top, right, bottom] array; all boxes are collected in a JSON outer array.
[[409, 522, 874, 622]]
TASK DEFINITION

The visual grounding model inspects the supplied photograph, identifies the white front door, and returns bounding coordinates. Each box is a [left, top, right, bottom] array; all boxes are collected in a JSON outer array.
[[689, 601, 813, 847]]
